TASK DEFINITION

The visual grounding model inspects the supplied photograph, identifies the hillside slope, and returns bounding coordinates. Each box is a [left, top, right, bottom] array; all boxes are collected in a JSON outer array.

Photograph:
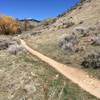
[[24, 0, 100, 79]]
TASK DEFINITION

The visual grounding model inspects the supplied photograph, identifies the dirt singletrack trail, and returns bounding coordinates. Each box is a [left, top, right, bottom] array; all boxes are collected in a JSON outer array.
[[20, 39, 100, 99]]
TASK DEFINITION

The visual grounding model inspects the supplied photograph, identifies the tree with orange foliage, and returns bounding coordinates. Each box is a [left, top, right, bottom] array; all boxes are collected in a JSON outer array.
[[0, 16, 21, 35]]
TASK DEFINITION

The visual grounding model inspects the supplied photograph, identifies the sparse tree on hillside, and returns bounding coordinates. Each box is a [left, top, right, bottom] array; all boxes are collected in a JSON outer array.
[[24, 20, 30, 31]]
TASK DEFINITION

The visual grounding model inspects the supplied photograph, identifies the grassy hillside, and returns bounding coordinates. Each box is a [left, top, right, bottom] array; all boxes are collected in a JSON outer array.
[[23, 0, 100, 79], [0, 0, 100, 99]]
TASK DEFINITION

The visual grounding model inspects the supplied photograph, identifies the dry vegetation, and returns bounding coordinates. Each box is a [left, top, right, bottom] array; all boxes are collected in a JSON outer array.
[[0, 16, 21, 35], [42, 18, 57, 26], [23, 0, 100, 79], [0, 50, 98, 100], [0, 0, 100, 99]]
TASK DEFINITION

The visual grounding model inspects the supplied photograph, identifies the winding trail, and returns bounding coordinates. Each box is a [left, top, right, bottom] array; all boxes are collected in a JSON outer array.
[[20, 39, 100, 99]]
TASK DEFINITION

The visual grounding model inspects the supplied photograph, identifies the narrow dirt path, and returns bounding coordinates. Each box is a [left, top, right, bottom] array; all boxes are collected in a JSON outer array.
[[20, 39, 100, 99]]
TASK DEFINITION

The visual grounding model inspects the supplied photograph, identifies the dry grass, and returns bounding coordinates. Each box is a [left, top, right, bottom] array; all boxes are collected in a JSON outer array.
[[0, 50, 98, 100]]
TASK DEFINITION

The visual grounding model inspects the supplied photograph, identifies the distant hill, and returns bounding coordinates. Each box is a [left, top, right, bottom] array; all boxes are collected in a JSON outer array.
[[17, 18, 40, 31], [18, 18, 40, 23]]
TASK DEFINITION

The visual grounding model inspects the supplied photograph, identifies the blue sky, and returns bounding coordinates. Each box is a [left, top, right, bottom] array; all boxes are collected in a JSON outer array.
[[0, 0, 79, 20]]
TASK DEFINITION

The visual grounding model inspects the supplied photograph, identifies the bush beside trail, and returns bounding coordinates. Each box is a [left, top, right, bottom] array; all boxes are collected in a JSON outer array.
[[81, 52, 100, 69]]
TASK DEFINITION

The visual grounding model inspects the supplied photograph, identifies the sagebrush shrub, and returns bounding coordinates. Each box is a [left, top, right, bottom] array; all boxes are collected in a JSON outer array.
[[59, 33, 79, 52], [81, 52, 100, 69]]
